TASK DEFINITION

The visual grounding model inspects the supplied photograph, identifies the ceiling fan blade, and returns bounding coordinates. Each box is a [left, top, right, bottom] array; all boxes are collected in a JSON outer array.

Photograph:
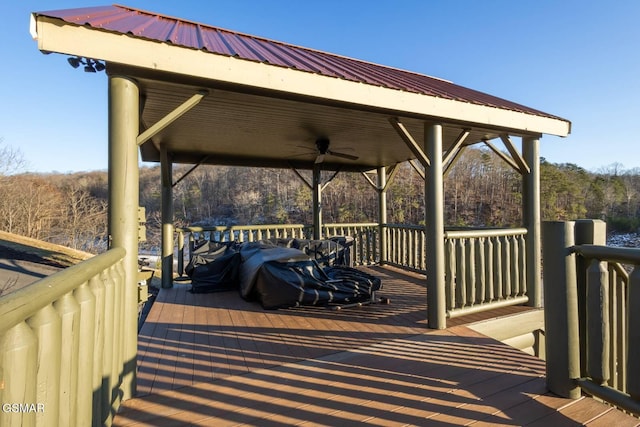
[[327, 150, 359, 161], [315, 154, 325, 164]]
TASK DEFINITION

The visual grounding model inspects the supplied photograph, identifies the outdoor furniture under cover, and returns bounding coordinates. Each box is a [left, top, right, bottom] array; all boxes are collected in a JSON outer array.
[[185, 238, 380, 309]]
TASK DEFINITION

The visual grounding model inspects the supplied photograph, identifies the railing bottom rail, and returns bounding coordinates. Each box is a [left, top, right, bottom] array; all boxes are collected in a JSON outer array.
[[447, 295, 529, 319], [576, 379, 640, 416]]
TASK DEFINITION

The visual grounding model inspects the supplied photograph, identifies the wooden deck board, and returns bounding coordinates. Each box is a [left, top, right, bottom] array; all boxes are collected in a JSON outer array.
[[115, 266, 639, 426]]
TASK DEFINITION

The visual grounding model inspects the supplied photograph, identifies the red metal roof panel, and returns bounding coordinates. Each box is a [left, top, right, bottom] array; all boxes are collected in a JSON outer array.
[[35, 4, 565, 122]]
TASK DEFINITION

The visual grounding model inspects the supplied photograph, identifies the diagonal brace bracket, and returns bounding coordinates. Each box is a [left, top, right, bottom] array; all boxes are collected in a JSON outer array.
[[361, 164, 397, 191], [173, 155, 210, 187], [500, 134, 530, 175], [389, 118, 431, 167], [443, 128, 471, 166], [137, 89, 209, 146], [483, 139, 521, 173]]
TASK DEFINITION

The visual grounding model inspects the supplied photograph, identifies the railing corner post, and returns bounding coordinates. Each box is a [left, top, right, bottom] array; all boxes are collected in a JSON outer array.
[[542, 221, 581, 398], [628, 266, 640, 401], [575, 219, 607, 376]]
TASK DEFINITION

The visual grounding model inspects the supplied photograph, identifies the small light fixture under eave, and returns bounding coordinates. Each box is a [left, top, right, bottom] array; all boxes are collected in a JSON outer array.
[[67, 56, 106, 73], [67, 56, 81, 68]]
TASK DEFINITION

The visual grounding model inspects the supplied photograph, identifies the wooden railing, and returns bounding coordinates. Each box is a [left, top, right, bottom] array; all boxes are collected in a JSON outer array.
[[175, 223, 379, 274], [176, 223, 530, 318], [176, 224, 309, 274], [322, 223, 378, 266], [444, 228, 529, 317], [0, 248, 128, 427], [384, 225, 529, 317], [571, 245, 640, 415], [384, 224, 426, 272]]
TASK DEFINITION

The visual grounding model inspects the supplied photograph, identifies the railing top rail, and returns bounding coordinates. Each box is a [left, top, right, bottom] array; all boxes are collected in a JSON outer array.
[[385, 224, 424, 230], [323, 222, 378, 228], [176, 223, 528, 238], [0, 247, 126, 335], [176, 224, 308, 233], [572, 244, 640, 265], [176, 223, 381, 234], [384, 224, 528, 238], [445, 227, 527, 239]]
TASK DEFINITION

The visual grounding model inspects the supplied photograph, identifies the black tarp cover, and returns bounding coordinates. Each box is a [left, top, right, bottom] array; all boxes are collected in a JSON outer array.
[[239, 241, 380, 309], [185, 241, 240, 293], [186, 238, 380, 309]]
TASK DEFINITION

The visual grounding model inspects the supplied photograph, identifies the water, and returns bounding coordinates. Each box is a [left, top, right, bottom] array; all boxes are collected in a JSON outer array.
[[607, 233, 640, 248]]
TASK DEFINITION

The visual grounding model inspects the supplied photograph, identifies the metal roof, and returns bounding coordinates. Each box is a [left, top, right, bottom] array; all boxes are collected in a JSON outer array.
[[32, 4, 571, 171], [37, 4, 563, 122]]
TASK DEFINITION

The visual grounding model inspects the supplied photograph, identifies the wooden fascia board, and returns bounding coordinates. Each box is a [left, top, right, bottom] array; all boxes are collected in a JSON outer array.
[[33, 16, 572, 137]]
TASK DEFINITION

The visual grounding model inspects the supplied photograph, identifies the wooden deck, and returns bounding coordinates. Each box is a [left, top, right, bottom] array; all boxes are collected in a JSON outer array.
[[114, 266, 639, 426]]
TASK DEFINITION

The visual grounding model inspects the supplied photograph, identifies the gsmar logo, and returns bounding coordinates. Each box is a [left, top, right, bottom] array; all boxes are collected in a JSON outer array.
[[2, 403, 45, 413]]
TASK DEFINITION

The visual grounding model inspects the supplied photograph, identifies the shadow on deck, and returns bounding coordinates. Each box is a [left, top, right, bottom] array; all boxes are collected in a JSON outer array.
[[114, 266, 639, 426]]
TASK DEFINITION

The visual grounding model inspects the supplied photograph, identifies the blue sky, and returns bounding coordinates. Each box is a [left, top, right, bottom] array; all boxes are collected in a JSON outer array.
[[2, 1, 639, 173]]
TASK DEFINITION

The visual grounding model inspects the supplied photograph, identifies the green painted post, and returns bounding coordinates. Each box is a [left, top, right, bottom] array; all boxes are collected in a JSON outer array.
[[575, 219, 607, 377], [161, 146, 174, 289], [542, 221, 581, 398], [586, 259, 609, 385], [89, 274, 106, 425], [523, 137, 541, 307], [108, 75, 139, 400], [177, 230, 185, 276], [628, 267, 640, 400], [74, 282, 96, 427], [54, 292, 80, 427], [425, 123, 446, 329], [312, 164, 322, 240], [25, 305, 61, 427], [378, 166, 388, 265], [0, 322, 37, 427]]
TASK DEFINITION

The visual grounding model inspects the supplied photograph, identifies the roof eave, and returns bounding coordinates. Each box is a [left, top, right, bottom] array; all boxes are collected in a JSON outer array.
[[32, 15, 571, 137]]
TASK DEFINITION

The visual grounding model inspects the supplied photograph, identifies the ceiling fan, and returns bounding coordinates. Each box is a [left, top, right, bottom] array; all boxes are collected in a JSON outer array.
[[312, 137, 359, 164]]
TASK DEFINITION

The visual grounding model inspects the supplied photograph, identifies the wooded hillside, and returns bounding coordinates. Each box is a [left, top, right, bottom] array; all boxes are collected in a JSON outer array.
[[1, 148, 638, 253]]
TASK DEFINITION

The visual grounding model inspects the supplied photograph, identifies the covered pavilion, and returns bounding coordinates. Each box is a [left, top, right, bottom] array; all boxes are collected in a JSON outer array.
[[13, 4, 586, 425]]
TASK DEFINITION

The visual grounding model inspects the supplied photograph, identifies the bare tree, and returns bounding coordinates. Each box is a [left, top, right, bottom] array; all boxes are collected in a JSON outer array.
[[0, 138, 26, 176]]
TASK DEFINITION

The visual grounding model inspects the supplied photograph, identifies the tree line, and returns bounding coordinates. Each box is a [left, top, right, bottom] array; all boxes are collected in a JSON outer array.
[[2, 146, 639, 253]]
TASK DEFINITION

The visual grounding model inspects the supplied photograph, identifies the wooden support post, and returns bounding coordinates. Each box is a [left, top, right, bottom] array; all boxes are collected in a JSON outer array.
[[586, 259, 609, 385], [542, 221, 581, 398], [161, 146, 174, 289], [425, 123, 446, 329], [378, 166, 388, 265], [629, 267, 640, 400], [523, 137, 541, 308], [312, 164, 322, 240], [108, 75, 139, 399], [575, 219, 607, 377]]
